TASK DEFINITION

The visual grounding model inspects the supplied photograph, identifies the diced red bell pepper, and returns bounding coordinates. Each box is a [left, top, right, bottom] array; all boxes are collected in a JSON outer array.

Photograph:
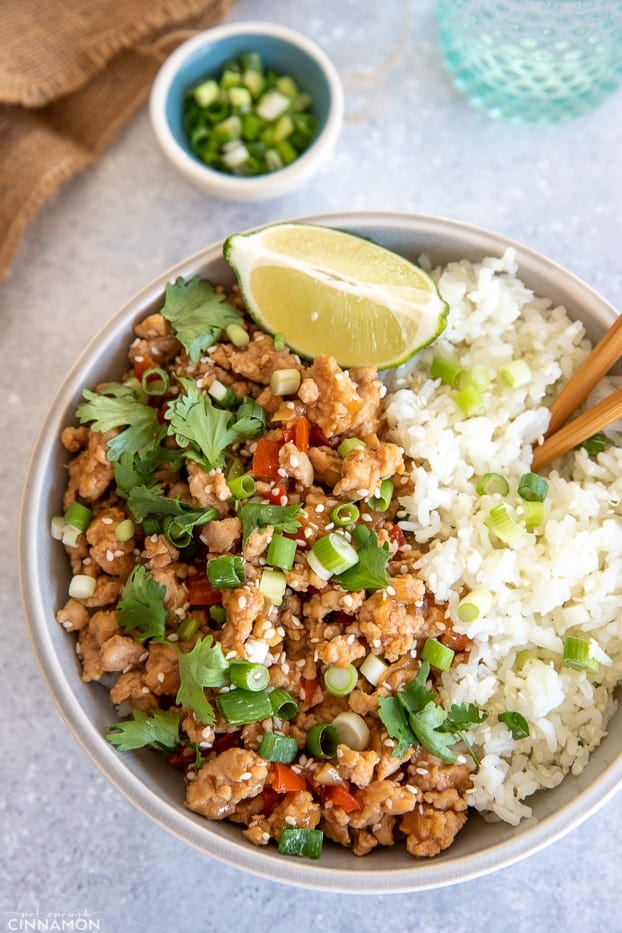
[[301, 677, 320, 707], [132, 350, 159, 381], [267, 483, 288, 506], [270, 763, 307, 794], [186, 577, 222, 607], [251, 438, 281, 479], [294, 416, 310, 452], [322, 784, 361, 813], [387, 524, 406, 550], [261, 785, 281, 816]]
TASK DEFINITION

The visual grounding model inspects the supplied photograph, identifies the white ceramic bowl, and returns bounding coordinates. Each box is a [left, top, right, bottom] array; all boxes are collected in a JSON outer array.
[[149, 22, 343, 201], [19, 212, 621, 893]]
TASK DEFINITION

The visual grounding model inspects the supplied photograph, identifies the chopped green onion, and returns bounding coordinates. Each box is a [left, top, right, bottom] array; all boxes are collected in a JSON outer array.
[[475, 472, 510, 496], [500, 360, 532, 388], [64, 501, 93, 532], [226, 323, 249, 348], [50, 515, 66, 540], [209, 605, 226, 624], [258, 732, 298, 763], [430, 356, 463, 387], [324, 664, 358, 697], [306, 722, 340, 759], [269, 688, 298, 721], [332, 711, 370, 751], [258, 568, 287, 606], [270, 368, 301, 396], [498, 711, 530, 739], [177, 615, 200, 641], [330, 502, 360, 527], [62, 524, 82, 547], [115, 518, 135, 542], [228, 473, 256, 500], [337, 437, 366, 459], [515, 649, 536, 669], [278, 827, 323, 859], [257, 88, 290, 121], [521, 500, 545, 529], [161, 516, 193, 548], [208, 379, 237, 409], [351, 524, 372, 547], [141, 367, 169, 396], [421, 637, 455, 671], [207, 555, 245, 588], [229, 660, 270, 692], [273, 332, 286, 351], [193, 78, 219, 108], [359, 653, 388, 686], [68, 574, 96, 599], [518, 472, 548, 502], [454, 384, 484, 417], [562, 636, 599, 673], [458, 365, 491, 391], [308, 533, 359, 579], [578, 431, 607, 458], [457, 588, 494, 623], [367, 479, 394, 512], [484, 502, 524, 544], [266, 533, 297, 570], [216, 688, 272, 724]]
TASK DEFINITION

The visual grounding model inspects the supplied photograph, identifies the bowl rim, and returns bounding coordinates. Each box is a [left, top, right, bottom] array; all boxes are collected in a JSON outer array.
[[148, 21, 344, 198], [19, 210, 622, 893]]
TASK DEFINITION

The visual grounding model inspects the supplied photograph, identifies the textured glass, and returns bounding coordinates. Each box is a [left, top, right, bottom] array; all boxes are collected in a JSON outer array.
[[436, 0, 622, 124]]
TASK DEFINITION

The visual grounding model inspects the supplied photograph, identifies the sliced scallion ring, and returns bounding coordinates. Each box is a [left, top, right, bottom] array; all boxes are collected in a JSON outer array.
[[359, 653, 388, 686], [484, 502, 524, 544], [64, 501, 93, 532], [140, 367, 169, 396], [454, 384, 484, 417], [207, 555, 245, 588], [268, 688, 298, 721], [270, 368, 301, 396], [229, 660, 270, 692], [278, 827, 323, 859], [518, 472, 549, 502], [323, 664, 358, 697], [266, 533, 297, 570], [337, 437, 365, 459], [331, 711, 370, 751], [562, 636, 599, 674], [208, 379, 238, 409], [68, 574, 96, 599], [367, 479, 394, 513], [330, 502, 360, 527], [306, 722, 340, 759], [228, 473, 256, 500], [176, 615, 200, 641], [215, 688, 272, 724], [521, 500, 545, 529], [420, 637, 455, 671], [115, 518, 135, 542], [225, 323, 250, 348], [475, 472, 510, 497], [258, 568, 287, 606], [500, 360, 532, 388], [457, 588, 494, 623], [258, 732, 298, 763], [309, 533, 359, 579], [430, 356, 463, 387]]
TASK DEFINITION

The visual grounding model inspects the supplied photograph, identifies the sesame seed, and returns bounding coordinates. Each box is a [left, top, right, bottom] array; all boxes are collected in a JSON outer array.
[[386, 586, 396, 596], [357, 488, 369, 498], [156, 672, 165, 683], [262, 832, 270, 842], [101, 517, 113, 525], [310, 311, 319, 322], [304, 527, 313, 538], [362, 513, 372, 523], [285, 815, 297, 825], [385, 799, 393, 810], [168, 633, 179, 642], [325, 522, 335, 531], [139, 652, 149, 662], [383, 738, 395, 747], [379, 385, 387, 398], [372, 638, 381, 648], [280, 496, 288, 507], [343, 595, 353, 608], [122, 665, 132, 674], [290, 455, 299, 468], [405, 784, 419, 795], [225, 650, 237, 660], [237, 595, 247, 610], [141, 686, 150, 694], [240, 771, 252, 781], [105, 549, 114, 562], [202, 727, 212, 739], [277, 468, 287, 478], [150, 534, 159, 543], [346, 634, 355, 645], [286, 401, 295, 409], [114, 549, 124, 558], [415, 767, 429, 776]]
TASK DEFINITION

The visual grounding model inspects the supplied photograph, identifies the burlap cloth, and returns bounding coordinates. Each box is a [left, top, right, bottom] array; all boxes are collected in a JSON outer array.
[[0, 0, 235, 282]]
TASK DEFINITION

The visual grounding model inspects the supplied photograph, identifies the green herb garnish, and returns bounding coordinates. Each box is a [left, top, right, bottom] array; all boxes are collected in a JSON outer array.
[[238, 501, 302, 545], [176, 635, 230, 724], [76, 383, 164, 462], [117, 565, 168, 643], [333, 531, 390, 593], [161, 276, 243, 362], [106, 708, 181, 752]]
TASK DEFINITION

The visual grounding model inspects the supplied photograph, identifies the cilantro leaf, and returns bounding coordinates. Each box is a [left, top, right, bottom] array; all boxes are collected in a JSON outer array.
[[161, 276, 243, 363], [113, 446, 185, 496], [377, 696, 414, 758], [76, 384, 165, 462], [106, 708, 181, 752], [176, 635, 230, 724], [165, 377, 240, 469], [333, 532, 390, 593], [398, 661, 436, 714], [498, 710, 529, 739], [407, 703, 457, 764], [117, 565, 168, 643], [443, 703, 489, 733], [231, 397, 267, 439], [128, 484, 218, 547], [238, 501, 303, 545]]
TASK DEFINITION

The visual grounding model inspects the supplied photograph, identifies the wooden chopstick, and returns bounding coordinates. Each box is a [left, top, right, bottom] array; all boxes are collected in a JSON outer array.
[[545, 314, 622, 437], [532, 384, 622, 471]]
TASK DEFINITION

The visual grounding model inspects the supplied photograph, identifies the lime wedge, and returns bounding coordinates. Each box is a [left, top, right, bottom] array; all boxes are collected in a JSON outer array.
[[223, 223, 448, 369]]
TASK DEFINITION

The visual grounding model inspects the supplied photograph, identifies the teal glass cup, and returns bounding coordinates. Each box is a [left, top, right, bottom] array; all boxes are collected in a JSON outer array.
[[436, 0, 622, 124]]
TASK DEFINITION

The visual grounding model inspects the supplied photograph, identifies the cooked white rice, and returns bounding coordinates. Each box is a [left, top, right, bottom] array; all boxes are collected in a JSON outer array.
[[384, 249, 622, 825]]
